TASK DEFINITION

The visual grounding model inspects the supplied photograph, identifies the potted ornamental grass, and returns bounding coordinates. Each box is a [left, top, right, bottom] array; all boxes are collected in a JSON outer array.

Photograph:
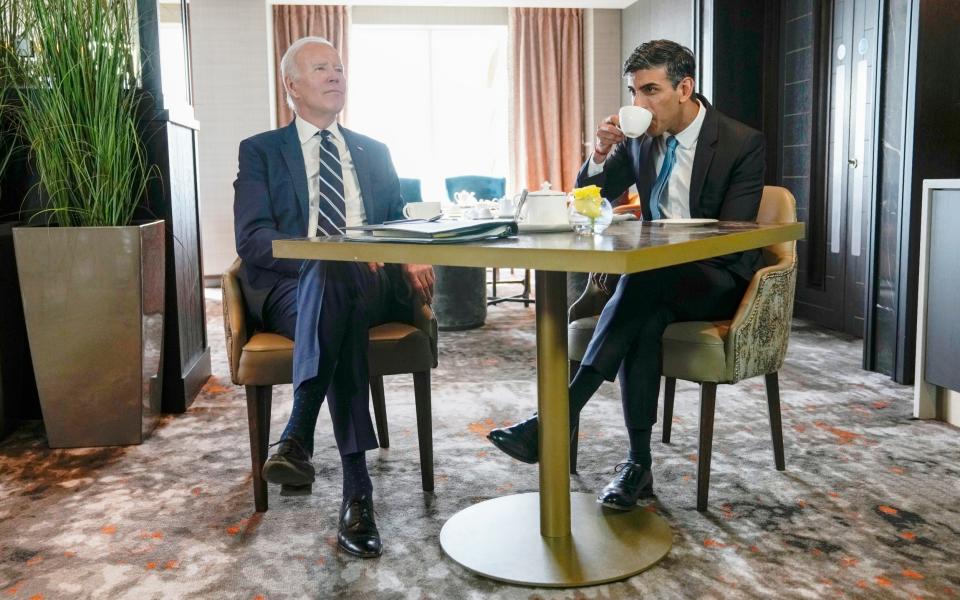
[[10, 0, 164, 447]]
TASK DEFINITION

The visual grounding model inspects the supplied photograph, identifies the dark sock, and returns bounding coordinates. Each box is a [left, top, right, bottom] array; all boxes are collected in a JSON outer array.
[[341, 451, 373, 500], [568, 365, 606, 426], [626, 427, 653, 469], [280, 378, 326, 456]]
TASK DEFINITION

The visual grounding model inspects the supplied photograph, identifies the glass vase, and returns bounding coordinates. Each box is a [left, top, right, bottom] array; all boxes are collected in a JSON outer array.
[[568, 197, 613, 235]]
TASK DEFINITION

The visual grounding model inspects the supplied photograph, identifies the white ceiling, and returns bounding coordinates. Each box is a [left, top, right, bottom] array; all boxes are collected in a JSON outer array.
[[265, 0, 638, 10]]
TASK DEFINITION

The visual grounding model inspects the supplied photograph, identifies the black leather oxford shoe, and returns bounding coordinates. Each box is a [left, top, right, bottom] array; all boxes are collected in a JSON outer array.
[[597, 462, 654, 510], [487, 416, 540, 463], [337, 495, 382, 558], [261, 439, 315, 488]]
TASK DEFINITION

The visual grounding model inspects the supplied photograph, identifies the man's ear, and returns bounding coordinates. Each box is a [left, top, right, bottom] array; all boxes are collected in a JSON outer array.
[[285, 76, 299, 101], [678, 76, 695, 102]]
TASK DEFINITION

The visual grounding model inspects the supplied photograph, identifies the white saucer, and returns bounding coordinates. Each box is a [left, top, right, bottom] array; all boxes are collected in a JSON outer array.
[[519, 223, 573, 233], [653, 218, 718, 226]]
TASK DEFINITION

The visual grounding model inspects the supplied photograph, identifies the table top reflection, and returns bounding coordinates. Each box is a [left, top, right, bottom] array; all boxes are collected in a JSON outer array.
[[273, 220, 805, 274]]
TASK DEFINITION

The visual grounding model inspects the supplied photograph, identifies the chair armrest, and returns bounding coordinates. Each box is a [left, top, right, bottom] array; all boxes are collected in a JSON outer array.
[[413, 298, 439, 367], [568, 276, 612, 323], [724, 252, 798, 383], [222, 260, 249, 385]]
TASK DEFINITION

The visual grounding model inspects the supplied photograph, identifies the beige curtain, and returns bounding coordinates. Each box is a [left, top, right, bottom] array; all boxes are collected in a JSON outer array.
[[273, 5, 349, 127], [509, 8, 584, 193]]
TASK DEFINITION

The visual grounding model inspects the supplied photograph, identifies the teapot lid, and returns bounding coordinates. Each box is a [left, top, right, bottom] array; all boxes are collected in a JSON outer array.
[[528, 181, 565, 197]]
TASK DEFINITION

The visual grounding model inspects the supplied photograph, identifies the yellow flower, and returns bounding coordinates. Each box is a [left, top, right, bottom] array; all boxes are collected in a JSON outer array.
[[572, 185, 602, 219]]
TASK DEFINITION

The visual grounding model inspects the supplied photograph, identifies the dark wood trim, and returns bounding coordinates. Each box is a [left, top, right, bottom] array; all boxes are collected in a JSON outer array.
[[806, 0, 834, 290], [763, 1, 783, 185], [862, 0, 887, 372]]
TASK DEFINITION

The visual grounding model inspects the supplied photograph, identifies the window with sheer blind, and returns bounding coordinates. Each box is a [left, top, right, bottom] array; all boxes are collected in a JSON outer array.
[[347, 25, 508, 202]]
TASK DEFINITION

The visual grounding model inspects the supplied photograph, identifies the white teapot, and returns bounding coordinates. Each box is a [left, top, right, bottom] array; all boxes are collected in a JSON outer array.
[[514, 182, 568, 226]]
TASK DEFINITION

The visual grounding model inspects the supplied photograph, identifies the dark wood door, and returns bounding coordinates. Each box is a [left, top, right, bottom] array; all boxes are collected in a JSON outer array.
[[830, 0, 881, 337], [793, 0, 880, 338]]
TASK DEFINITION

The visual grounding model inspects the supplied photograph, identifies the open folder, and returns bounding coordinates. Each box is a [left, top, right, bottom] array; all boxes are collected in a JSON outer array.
[[345, 219, 519, 244]]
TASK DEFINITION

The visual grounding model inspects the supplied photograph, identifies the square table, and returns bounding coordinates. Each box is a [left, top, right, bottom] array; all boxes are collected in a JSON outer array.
[[274, 219, 805, 587]]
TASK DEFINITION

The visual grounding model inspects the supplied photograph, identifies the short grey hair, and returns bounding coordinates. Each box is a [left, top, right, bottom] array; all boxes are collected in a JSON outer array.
[[280, 36, 335, 112]]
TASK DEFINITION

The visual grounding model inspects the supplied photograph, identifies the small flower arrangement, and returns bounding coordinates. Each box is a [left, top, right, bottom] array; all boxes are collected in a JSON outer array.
[[569, 185, 613, 235]]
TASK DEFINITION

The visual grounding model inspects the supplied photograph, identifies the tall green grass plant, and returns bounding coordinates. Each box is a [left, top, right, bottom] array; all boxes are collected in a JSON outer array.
[[15, 0, 149, 227], [0, 0, 26, 182]]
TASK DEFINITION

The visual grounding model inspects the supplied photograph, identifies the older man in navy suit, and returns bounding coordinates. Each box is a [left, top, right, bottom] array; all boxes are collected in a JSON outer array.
[[488, 40, 765, 511], [233, 36, 434, 558]]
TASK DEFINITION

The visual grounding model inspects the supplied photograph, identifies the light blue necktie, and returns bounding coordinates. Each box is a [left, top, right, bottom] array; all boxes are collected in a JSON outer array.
[[649, 136, 679, 220]]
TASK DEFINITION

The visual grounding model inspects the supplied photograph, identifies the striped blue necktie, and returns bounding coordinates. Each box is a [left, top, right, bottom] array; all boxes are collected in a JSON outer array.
[[316, 130, 346, 236], [649, 135, 679, 220]]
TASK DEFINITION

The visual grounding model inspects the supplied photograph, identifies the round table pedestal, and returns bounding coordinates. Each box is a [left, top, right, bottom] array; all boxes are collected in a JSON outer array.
[[433, 266, 487, 330], [440, 492, 672, 587]]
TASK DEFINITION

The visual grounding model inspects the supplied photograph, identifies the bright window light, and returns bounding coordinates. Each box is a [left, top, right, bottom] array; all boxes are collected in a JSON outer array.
[[347, 25, 509, 202]]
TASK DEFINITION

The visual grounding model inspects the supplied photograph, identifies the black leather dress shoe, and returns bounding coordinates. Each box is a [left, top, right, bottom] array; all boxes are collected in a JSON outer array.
[[261, 439, 315, 489], [337, 495, 382, 558], [597, 462, 654, 510], [487, 416, 540, 463]]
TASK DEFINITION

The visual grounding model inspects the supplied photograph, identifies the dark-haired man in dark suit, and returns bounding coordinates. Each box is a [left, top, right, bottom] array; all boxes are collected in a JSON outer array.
[[233, 36, 434, 558], [488, 39, 765, 510]]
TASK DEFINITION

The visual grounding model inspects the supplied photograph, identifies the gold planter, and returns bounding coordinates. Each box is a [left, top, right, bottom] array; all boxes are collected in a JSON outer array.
[[13, 221, 165, 447]]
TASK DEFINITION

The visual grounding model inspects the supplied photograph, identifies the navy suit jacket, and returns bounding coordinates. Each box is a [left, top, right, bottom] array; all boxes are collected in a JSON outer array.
[[576, 95, 765, 281], [233, 120, 405, 324]]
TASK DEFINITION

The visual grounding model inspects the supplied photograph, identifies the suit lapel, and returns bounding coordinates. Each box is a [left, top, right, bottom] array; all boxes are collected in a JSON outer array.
[[341, 127, 376, 223], [280, 121, 310, 226], [689, 96, 718, 218], [633, 136, 656, 221]]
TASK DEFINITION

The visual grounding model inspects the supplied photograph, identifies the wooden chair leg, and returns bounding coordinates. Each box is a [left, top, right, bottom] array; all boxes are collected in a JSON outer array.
[[492, 268, 498, 298], [662, 377, 676, 444], [765, 372, 786, 471], [570, 422, 580, 475], [569, 360, 580, 474], [696, 382, 717, 512], [523, 269, 532, 307], [413, 371, 434, 492], [245, 384, 272, 513], [370, 376, 389, 448]]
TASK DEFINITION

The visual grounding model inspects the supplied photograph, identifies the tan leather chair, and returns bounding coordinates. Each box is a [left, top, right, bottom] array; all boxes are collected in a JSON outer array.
[[222, 258, 439, 512], [568, 186, 798, 511]]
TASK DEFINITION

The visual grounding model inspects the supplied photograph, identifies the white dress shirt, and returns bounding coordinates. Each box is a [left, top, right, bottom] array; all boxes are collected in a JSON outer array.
[[589, 100, 707, 218], [295, 116, 366, 236]]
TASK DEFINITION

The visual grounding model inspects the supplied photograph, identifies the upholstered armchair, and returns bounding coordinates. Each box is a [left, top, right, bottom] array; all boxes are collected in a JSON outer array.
[[222, 258, 438, 512], [567, 186, 798, 511]]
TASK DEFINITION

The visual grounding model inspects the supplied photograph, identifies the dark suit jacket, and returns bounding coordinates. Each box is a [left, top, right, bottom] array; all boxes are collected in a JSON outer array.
[[233, 121, 405, 324], [576, 95, 765, 281]]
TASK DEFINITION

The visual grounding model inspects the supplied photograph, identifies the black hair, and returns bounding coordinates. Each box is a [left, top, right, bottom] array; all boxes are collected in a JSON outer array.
[[622, 39, 696, 88]]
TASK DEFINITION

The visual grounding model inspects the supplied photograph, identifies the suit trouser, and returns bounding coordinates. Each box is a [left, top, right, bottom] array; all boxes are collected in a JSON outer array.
[[580, 261, 748, 429], [265, 263, 411, 456]]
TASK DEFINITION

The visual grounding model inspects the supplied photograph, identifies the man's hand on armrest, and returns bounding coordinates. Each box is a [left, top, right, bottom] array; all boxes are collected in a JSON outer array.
[[401, 264, 435, 305]]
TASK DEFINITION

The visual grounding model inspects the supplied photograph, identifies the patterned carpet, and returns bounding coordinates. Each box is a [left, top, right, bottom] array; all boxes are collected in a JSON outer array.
[[1, 285, 959, 599]]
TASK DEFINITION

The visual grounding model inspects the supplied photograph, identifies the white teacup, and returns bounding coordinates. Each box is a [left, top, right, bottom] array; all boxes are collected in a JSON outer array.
[[468, 206, 494, 220], [402, 201, 442, 220], [618, 105, 653, 138]]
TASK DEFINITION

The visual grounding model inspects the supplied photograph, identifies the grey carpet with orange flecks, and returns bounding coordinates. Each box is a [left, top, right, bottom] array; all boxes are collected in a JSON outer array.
[[1, 285, 959, 600]]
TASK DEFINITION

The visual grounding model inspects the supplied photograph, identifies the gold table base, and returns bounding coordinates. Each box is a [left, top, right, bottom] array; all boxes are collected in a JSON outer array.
[[440, 492, 673, 587]]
